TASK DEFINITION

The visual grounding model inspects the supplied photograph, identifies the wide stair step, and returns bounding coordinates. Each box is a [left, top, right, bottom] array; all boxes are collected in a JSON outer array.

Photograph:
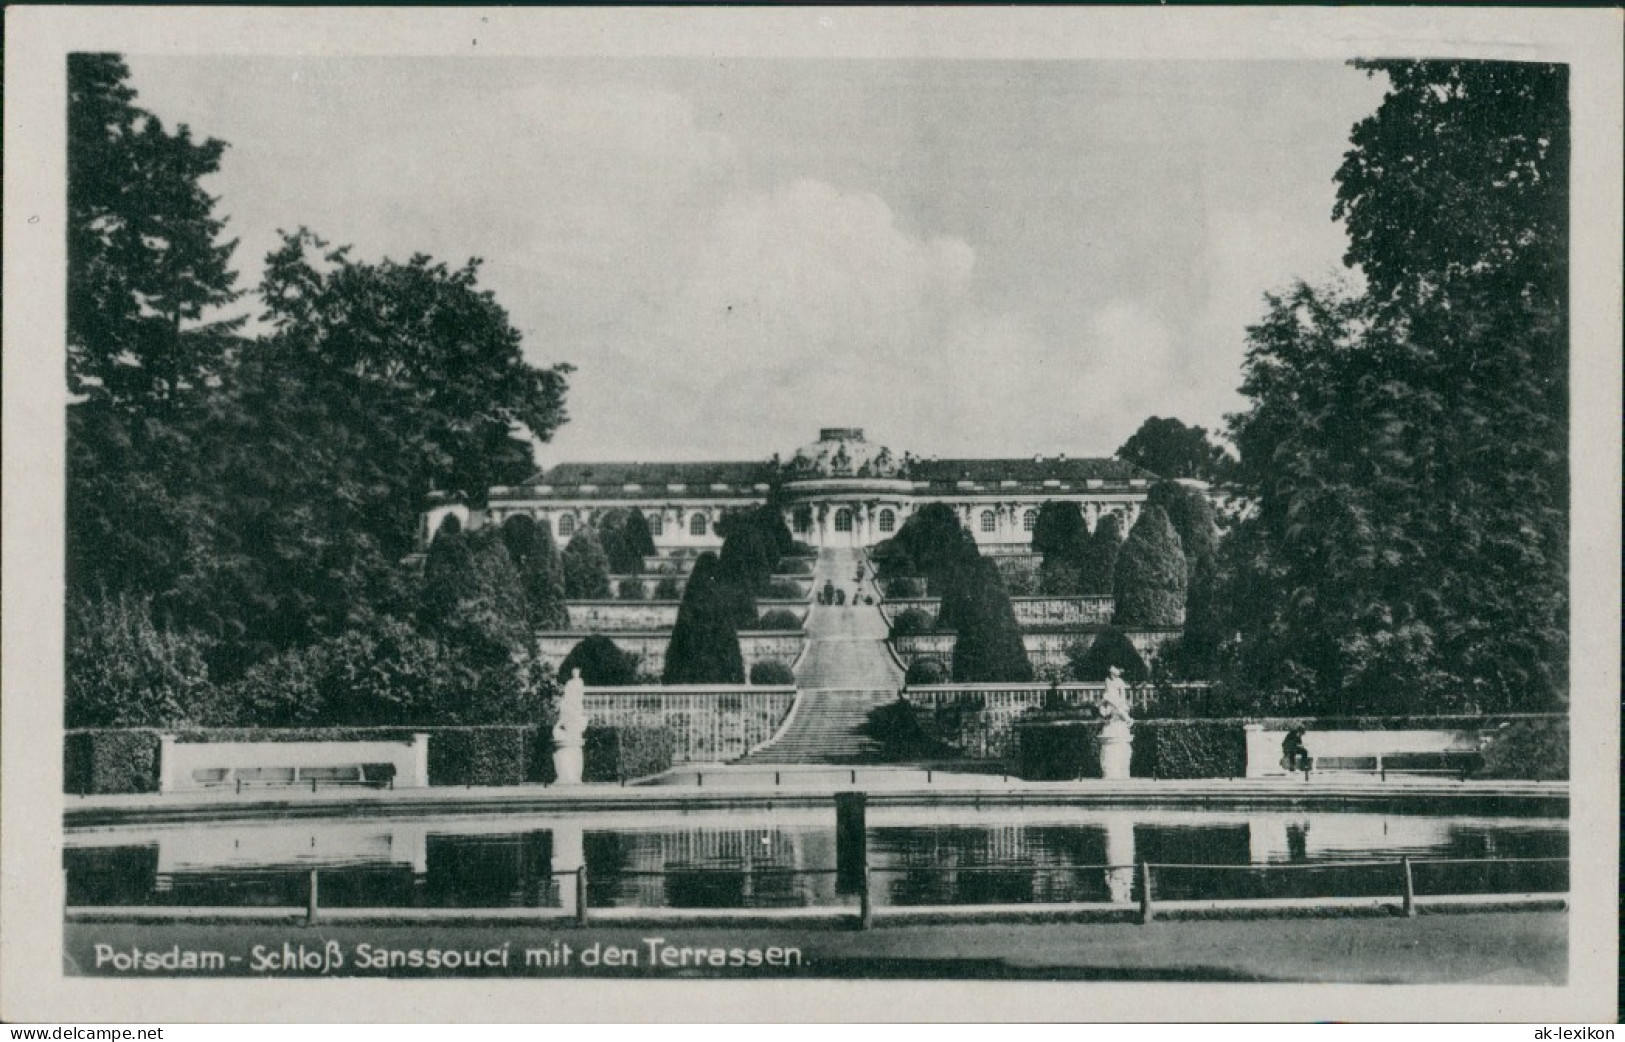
[[740, 688, 897, 765]]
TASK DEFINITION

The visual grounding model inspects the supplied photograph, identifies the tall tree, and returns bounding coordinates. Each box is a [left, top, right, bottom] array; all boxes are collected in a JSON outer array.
[[663, 553, 745, 684], [1069, 627, 1149, 684], [1030, 501, 1090, 562], [561, 527, 613, 600], [1144, 482, 1218, 575], [257, 228, 572, 511], [68, 53, 242, 409], [421, 525, 530, 667], [876, 503, 979, 596], [558, 635, 639, 686], [1112, 505, 1188, 628], [502, 514, 570, 630], [948, 557, 1034, 683], [1222, 61, 1569, 713], [66, 591, 217, 727], [1116, 417, 1236, 483], [1075, 513, 1124, 596]]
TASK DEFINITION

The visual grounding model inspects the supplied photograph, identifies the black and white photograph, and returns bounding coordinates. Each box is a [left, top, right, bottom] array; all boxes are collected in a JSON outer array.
[[2, 5, 1619, 1025]]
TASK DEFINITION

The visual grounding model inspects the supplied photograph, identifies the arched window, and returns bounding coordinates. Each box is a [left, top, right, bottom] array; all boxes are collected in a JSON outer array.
[[793, 507, 813, 534], [834, 508, 854, 533], [647, 513, 663, 537], [878, 508, 896, 533], [1022, 509, 1038, 532], [557, 513, 576, 538], [690, 512, 709, 537], [980, 510, 997, 533]]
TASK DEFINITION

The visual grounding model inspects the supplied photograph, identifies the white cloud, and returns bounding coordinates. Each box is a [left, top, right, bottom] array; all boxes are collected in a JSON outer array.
[[554, 178, 979, 459]]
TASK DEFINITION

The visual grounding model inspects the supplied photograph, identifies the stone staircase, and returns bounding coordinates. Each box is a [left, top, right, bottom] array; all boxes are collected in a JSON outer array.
[[740, 688, 896, 765], [738, 547, 903, 765]]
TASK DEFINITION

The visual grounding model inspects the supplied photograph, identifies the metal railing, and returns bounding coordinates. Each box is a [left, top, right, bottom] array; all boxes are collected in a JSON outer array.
[[66, 856, 1567, 928]]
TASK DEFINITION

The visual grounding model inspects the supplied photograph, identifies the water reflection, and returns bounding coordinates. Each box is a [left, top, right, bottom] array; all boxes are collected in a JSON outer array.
[[65, 807, 1568, 911]]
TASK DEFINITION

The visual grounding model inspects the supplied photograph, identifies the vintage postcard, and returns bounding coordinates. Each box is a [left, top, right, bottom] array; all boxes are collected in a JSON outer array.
[[2, 5, 1619, 1024]]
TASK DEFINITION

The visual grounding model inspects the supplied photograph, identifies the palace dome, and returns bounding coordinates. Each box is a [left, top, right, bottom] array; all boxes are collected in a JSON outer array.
[[784, 428, 902, 480]]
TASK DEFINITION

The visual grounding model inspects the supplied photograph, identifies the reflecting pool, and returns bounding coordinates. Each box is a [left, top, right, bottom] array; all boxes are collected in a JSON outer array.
[[65, 804, 1567, 911]]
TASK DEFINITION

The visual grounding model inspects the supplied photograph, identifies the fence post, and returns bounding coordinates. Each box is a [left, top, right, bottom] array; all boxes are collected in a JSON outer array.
[[859, 859, 873, 931], [575, 867, 590, 926], [1401, 857, 1416, 918], [306, 869, 320, 925], [1138, 863, 1154, 925]]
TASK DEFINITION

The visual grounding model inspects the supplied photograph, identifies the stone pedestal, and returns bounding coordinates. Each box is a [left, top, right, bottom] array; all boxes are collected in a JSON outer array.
[[1098, 721, 1133, 780], [552, 669, 587, 785], [552, 744, 584, 786]]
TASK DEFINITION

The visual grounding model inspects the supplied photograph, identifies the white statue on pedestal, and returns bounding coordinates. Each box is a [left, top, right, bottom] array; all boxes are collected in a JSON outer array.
[[552, 668, 587, 784], [1097, 665, 1134, 780]]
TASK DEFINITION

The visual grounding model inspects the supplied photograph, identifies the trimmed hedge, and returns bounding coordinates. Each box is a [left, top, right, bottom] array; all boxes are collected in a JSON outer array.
[[428, 727, 537, 787], [889, 608, 937, 638], [1476, 718, 1568, 780], [755, 609, 803, 631], [749, 661, 796, 685], [1130, 721, 1248, 779], [1015, 717, 1105, 780], [903, 658, 948, 685], [763, 580, 806, 601], [64, 726, 555, 793], [865, 699, 956, 761], [64, 730, 162, 795], [583, 724, 675, 782], [883, 576, 927, 599]]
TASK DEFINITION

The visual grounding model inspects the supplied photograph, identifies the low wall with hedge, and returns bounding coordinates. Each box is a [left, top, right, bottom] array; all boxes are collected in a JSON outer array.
[[65, 726, 555, 794], [583, 723, 676, 782], [895, 703, 1566, 782]]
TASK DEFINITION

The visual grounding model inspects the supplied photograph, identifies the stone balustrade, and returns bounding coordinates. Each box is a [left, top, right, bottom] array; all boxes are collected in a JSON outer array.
[[563, 599, 809, 633], [584, 685, 797, 764], [882, 596, 1115, 629]]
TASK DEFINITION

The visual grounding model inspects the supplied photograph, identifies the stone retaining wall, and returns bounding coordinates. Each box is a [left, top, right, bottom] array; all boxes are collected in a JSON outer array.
[[883, 596, 1115, 629], [890, 629, 1182, 675], [564, 599, 809, 632], [537, 631, 808, 677]]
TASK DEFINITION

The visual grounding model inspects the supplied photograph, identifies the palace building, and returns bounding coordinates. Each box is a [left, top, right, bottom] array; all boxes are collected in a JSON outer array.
[[423, 427, 1160, 550]]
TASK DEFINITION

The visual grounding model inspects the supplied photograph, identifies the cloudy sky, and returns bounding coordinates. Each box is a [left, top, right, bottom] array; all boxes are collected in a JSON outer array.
[[125, 56, 1387, 464]]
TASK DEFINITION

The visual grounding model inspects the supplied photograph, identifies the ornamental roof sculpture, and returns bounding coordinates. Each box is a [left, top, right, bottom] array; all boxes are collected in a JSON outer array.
[[783, 428, 901, 480]]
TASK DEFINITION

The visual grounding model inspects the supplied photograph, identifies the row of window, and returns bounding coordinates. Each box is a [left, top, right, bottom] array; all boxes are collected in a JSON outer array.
[[792, 506, 1047, 535], [494, 504, 1125, 541], [793, 507, 901, 534]]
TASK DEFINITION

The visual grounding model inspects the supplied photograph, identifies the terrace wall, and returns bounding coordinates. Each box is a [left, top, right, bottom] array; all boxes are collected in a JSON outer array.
[[536, 631, 808, 677]]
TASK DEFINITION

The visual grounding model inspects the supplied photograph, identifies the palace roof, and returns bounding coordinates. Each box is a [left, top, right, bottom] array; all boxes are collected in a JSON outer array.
[[908, 456, 1157, 487], [525, 460, 777, 490]]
